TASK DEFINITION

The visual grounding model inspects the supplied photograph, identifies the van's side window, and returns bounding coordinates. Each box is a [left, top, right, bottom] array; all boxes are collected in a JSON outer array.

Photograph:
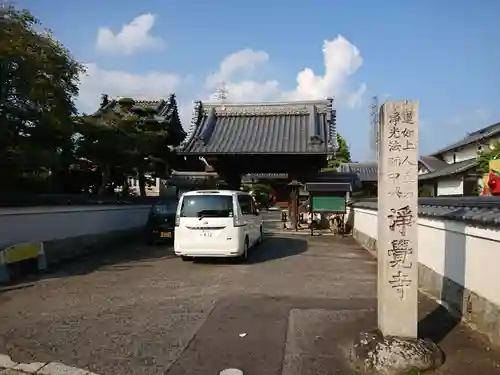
[[238, 195, 252, 215]]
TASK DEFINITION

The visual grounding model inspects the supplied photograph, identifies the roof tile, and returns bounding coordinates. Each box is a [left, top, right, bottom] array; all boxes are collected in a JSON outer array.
[[339, 163, 377, 182], [419, 156, 448, 172], [340, 158, 478, 183], [418, 158, 477, 181], [351, 196, 500, 227], [180, 100, 333, 155]]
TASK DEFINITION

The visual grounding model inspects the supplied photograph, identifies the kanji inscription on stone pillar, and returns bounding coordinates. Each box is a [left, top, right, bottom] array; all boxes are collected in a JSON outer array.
[[377, 100, 419, 338]]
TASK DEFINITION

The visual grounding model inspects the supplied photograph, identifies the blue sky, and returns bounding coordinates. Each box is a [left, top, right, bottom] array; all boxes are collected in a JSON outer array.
[[19, 0, 500, 160]]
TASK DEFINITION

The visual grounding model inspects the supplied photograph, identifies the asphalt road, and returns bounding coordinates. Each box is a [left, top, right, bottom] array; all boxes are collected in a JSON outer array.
[[1, 212, 498, 375]]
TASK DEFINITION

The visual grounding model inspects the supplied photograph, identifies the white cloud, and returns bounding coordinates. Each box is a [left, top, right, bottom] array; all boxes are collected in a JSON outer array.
[[286, 35, 364, 102], [78, 33, 367, 125], [206, 48, 270, 88], [203, 35, 366, 105], [96, 14, 164, 55]]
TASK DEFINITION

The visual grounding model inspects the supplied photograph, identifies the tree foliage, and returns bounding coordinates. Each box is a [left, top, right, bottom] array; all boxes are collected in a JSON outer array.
[[321, 134, 351, 172], [0, 6, 85, 192], [1, 6, 185, 196], [249, 183, 272, 207], [477, 141, 500, 174]]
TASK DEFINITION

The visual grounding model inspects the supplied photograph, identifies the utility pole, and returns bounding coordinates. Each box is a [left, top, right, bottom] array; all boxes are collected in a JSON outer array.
[[0, 0, 14, 10], [370, 96, 380, 160]]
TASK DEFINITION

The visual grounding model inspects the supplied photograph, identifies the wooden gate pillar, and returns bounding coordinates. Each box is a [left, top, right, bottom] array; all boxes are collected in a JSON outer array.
[[287, 180, 301, 231], [221, 174, 241, 191]]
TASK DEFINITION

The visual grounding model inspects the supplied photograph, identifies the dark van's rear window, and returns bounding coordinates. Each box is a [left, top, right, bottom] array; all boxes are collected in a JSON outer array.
[[180, 195, 233, 218], [152, 200, 177, 214]]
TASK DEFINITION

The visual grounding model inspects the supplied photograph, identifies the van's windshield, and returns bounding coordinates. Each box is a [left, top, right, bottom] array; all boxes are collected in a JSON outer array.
[[180, 195, 233, 218]]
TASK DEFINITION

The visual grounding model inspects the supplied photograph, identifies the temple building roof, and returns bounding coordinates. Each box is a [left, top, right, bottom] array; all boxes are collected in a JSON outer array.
[[179, 99, 336, 155], [93, 95, 187, 144]]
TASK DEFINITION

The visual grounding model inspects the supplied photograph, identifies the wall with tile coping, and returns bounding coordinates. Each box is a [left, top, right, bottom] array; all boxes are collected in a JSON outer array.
[[347, 203, 500, 347], [0, 205, 151, 277]]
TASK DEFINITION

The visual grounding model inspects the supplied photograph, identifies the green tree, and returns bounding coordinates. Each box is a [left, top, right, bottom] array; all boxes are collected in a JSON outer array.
[[74, 114, 129, 194], [477, 141, 500, 174], [250, 183, 271, 207], [76, 96, 185, 196], [321, 134, 351, 172], [0, 6, 85, 192]]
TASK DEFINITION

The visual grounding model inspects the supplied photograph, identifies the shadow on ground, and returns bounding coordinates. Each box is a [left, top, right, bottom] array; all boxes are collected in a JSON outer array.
[[192, 236, 308, 265], [0, 240, 175, 290], [419, 304, 461, 345]]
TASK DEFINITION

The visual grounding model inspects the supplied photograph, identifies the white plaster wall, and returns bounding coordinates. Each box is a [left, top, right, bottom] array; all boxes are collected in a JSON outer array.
[[351, 207, 500, 307], [441, 146, 478, 164], [437, 178, 464, 196], [440, 136, 500, 165], [0, 205, 151, 248]]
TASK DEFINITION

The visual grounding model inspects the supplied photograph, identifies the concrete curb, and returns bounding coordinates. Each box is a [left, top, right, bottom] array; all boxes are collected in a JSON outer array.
[[0, 354, 99, 375]]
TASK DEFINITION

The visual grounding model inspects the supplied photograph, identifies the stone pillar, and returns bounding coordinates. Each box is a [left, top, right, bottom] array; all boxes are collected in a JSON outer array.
[[378, 100, 419, 338], [351, 101, 443, 375]]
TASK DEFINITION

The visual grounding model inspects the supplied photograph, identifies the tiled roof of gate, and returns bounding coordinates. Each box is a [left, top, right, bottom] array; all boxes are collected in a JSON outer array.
[[179, 100, 334, 155], [350, 196, 500, 227]]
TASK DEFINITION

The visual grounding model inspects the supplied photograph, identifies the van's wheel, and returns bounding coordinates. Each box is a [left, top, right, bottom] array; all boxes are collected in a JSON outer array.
[[257, 226, 263, 244], [181, 255, 193, 261], [240, 238, 249, 262]]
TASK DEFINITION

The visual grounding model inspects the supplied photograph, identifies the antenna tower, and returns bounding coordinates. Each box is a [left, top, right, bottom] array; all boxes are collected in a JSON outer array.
[[211, 81, 228, 101], [370, 96, 380, 159], [0, 0, 14, 9]]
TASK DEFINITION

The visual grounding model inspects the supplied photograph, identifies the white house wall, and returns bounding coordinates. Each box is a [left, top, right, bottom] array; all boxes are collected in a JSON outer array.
[[442, 145, 479, 163], [441, 136, 500, 164], [437, 177, 464, 196]]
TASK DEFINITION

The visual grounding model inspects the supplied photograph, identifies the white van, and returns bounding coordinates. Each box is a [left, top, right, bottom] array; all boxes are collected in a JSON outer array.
[[174, 190, 264, 261]]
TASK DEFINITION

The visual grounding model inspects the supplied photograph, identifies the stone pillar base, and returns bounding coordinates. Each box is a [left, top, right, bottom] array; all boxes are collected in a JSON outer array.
[[349, 330, 444, 375]]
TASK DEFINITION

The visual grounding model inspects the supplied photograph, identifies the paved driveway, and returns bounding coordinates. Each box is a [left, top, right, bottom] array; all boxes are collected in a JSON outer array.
[[0, 217, 377, 375], [1, 214, 499, 375]]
